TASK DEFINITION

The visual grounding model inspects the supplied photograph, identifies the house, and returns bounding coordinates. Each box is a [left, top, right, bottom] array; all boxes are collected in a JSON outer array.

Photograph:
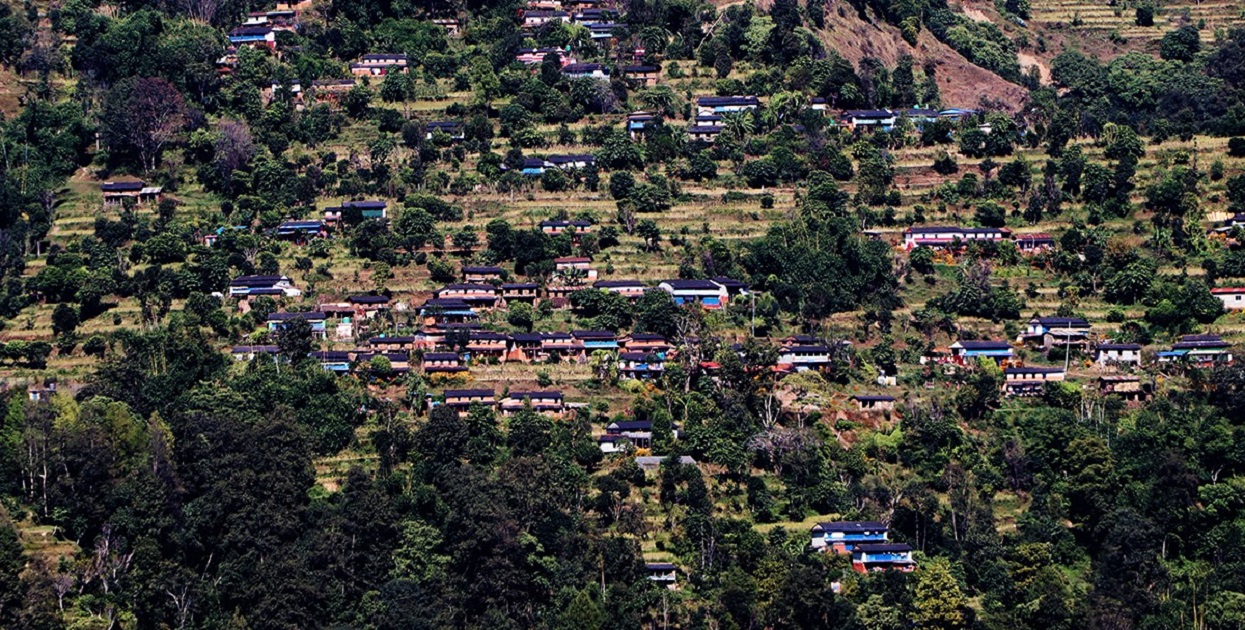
[[350, 53, 408, 76], [852, 395, 896, 411], [355, 352, 411, 373], [658, 279, 730, 308], [810, 96, 828, 112], [228, 26, 276, 48], [594, 279, 647, 301], [426, 121, 465, 141], [520, 158, 553, 176], [635, 455, 696, 472], [441, 389, 496, 414], [541, 332, 585, 360], [622, 65, 659, 86], [312, 350, 352, 373], [463, 265, 505, 282], [712, 277, 749, 298], [572, 7, 613, 23], [687, 125, 723, 143], [949, 340, 1014, 365], [1021, 316, 1092, 349], [809, 521, 888, 552], [465, 331, 508, 360], [573, 330, 619, 352], [903, 226, 1010, 250], [501, 283, 539, 306], [341, 200, 388, 219], [501, 391, 565, 417], [1158, 334, 1234, 366], [627, 111, 657, 138], [898, 108, 939, 129], [541, 220, 593, 240], [229, 275, 300, 297], [101, 181, 162, 206], [778, 345, 832, 372], [1024, 316, 1092, 337], [369, 335, 417, 352], [606, 419, 652, 439], [422, 352, 467, 374], [230, 345, 279, 361], [840, 109, 897, 132], [1003, 366, 1066, 396], [546, 155, 595, 170], [938, 108, 981, 122], [851, 544, 916, 573], [600, 420, 678, 453], [1099, 375, 1151, 401], [1212, 287, 1245, 311], [348, 294, 391, 312], [516, 47, 569, 66], [432, 18, 460, 35], [274, 220, 326, 241], [696, 96, 759, 116], [644, 563, 678, 589], [621, 333, 670, 354], [267, 312, 328, 338], [1095, 343, 1142, 366], [619, 351, 664, 379], [507, 332, 545, 363], [555, 256, 597, 280], [437, 284, 500, 308], [1015, 233, 1056, 253], [243, 8, 298, 29], [420, 298, 478, 326], [562, 63, 608, 79], [311, 78, 357, 102], [587, 22, 621, 40], [522, 9, 569, 28], [262, 80, 303, 106]]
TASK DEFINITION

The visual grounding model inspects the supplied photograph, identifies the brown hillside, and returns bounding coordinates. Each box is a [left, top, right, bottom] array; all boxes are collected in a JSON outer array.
[[815, 4, 1029, 111]]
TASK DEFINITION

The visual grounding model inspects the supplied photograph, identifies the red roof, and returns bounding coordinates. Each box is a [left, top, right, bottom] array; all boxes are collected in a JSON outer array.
[[556, 256, 591, 263], [1211, 287, 1245, 294]]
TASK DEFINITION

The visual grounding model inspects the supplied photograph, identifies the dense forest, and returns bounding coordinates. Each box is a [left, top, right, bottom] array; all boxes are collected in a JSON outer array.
[[0, 0, 1244, 628]]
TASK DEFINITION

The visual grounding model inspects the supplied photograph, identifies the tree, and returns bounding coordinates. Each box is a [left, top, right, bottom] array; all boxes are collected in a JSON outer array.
[[507, 302, 535, 331], [910, 246, 935, 275], [914, 557, 970, 628], [211, 120, 256, 195], [51, 303, 79, 336], [275, 316, 314, 364], [103, 77, 188, 172], [507, 408, 552, 456], [636, 219, 661, 251], [609, 171, 635, 200], [0, 519, 23, 626], [1160, 25, 1201, 62], [557, 589, 604, 630]]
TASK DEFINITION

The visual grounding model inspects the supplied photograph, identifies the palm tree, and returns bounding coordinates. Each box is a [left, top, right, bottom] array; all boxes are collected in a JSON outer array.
[[768, 91, 807, 126], [639, 86, 679, 118], [721, 110, 755, 144]]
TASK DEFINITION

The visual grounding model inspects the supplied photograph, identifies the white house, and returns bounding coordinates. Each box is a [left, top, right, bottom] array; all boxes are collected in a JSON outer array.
[[1095, 343, 1142, 366], [1212, 287, 1245, 311], [657, 279, 730, 309], [903, 226, 1010, 250]]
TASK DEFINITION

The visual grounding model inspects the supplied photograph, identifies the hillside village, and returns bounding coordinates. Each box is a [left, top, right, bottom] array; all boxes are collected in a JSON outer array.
[[1, 0, 1245, 627]]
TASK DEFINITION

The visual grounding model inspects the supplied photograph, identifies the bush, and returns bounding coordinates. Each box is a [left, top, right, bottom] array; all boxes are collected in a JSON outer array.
[[932, 151, 959, 175], [760, 193, 774, 209], [1229, 138, 1245, 157]]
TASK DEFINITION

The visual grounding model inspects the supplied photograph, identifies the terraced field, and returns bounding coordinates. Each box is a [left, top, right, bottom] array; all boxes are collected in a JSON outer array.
[[1031, 0, 1245, 45]]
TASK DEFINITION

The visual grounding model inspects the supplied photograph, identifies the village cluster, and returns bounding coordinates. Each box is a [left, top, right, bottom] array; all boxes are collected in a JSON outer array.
[[29, 0, 1239, 592]]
